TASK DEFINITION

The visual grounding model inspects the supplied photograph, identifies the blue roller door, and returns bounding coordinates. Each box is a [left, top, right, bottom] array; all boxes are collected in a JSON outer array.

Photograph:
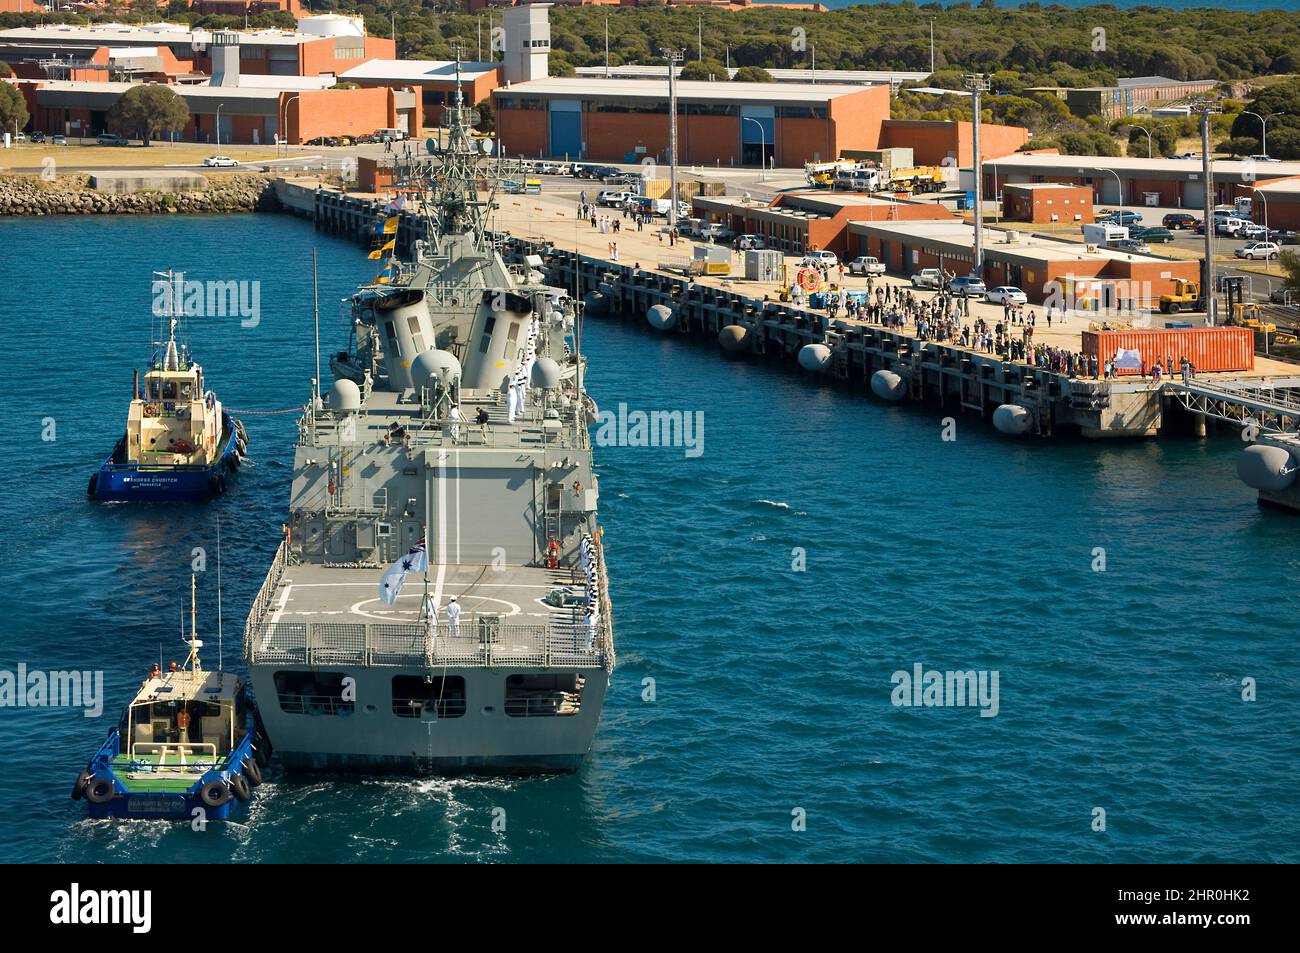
[[549, 100, 582, 160]]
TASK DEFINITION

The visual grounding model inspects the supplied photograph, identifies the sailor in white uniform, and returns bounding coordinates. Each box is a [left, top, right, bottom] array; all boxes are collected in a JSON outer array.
[[446, 596, 461, 638], [449, 405, 460, 442]]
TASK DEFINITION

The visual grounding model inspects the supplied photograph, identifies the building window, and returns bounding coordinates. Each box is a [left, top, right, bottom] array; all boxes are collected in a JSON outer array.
[[392, 675, 466, 719], [504, 673, 584, 717], [273, 671, 355, 716]]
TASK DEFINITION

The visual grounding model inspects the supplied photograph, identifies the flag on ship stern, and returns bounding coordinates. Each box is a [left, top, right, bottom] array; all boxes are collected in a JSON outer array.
[[379, 537, 427, 606]]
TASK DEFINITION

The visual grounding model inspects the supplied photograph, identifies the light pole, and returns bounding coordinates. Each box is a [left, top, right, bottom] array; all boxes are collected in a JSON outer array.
[[1193, 98, 1221, 324], [216, 102, 224, 148], [742, 116, 767, 180], [1080, 165, 1125, 215], [663, 48, 684, 227], [964, 73, 990, 279], [929, 18, 935, 76], [280, 94, 300, 155], [1242, 110, 1278, 157], [810, 43, 816, 85], [1127, 123, 1152, 159]]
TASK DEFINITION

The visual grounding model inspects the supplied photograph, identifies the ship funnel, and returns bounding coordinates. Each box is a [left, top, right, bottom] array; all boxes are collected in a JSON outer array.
[[374, 290, 434, 392]]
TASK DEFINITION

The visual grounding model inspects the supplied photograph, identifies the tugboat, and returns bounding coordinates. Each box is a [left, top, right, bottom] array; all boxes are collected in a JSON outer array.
[[72, 575, 268, 820], [88, 271, 247, 501]]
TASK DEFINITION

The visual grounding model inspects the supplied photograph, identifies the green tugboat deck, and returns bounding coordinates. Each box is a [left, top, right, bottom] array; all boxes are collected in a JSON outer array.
[[109, 752, 217, 794]]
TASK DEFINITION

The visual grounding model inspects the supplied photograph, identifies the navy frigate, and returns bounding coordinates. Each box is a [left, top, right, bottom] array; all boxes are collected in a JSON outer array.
[[242, 75, 614, 773]]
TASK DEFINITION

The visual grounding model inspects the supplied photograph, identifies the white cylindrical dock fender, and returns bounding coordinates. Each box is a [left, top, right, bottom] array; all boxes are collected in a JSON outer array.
[[798, 342, 832, 372], [1237, 444, 1298, 492], [870, 369, 906, 401], [718, 325, 749, 352], [992, 404, 1032, 436], [646, 304, 677, 331]]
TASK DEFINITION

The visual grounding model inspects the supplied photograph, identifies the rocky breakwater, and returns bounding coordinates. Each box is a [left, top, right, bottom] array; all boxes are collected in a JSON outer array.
[[0, 173, 277, 216]]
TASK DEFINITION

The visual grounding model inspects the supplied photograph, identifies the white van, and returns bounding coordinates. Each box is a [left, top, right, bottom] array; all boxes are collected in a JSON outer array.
[[375, 128, 407, 142]]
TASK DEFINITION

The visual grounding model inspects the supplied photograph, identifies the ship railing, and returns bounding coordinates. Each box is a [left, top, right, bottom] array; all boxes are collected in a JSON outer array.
[[247, 616, 605, 669], [242, 537, 291, 662]]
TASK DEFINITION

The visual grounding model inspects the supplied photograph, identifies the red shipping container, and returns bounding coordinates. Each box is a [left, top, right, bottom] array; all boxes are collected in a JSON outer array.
[[1081, 327, 1254, 374]]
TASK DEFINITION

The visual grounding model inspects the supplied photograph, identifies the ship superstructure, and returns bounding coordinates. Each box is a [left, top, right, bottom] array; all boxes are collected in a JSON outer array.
[[243, 73, 614, 773]]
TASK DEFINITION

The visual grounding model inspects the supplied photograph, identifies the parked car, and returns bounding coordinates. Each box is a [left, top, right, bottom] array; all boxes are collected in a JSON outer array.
[[1249, 154, 1282, 163], [948, 276, 987, 297], [1162, 213, 1199, 230], [736, 234, 766, 250], [910, 268, 944, 289], [554, 163, 573, 176], [800, 250, 839, 269], [203, 155, 239, 168], [96, 132, 128, 146], [1110, 238, 1151, 254], [12, 132, 25, 143], [985, 286, 1027, 305], [596, 189, 636, 207], [848, 255, 885, 276], [1238, 222, 1271, 241], [29, 131, 46, 143], [1098, 209, 1143, 226], [1132, 226, 1174, 243], [51, 135, 67, 146], [1269, 287, 1296, 305], [1236, 242, 1280, 261], [1215, 217, 1248, 237]]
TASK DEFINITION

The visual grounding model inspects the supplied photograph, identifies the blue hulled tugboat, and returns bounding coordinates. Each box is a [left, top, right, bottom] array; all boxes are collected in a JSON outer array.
[[88, 273, 247, 501], [72, 575, 269, 820]]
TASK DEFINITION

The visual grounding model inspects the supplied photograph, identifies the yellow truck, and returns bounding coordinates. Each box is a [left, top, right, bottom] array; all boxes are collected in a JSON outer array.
[[884, 166, 947, 193]]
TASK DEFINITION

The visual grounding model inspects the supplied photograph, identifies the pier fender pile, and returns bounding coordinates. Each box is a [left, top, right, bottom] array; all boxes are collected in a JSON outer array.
[[582, 291, 609, 316], [870, 369, 907, 402], [1237, 444, 1298, 492], [646, 304, 678, 331], [718, 325, 749, 352], [993, 404, 1033, 436], [798, 343, 833, 372]]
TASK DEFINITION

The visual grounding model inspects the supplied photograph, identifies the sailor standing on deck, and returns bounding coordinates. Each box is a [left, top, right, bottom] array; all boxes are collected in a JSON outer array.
[[449, 405, 460, 442], [446, 597, 461, 638]]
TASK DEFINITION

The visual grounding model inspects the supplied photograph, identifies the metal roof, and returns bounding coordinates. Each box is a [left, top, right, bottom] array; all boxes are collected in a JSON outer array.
[[341, 59, 499, 83], [847, 219, 1179, 265], [496, 77, 868, 104], [982, 153, 1300, 178], [0, 25, 314, 47], [574, 64, 926, 85]]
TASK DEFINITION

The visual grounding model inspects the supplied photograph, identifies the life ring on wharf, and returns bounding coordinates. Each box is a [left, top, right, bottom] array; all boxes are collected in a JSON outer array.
[[796, 268, 822, 293], [545, 539, 560, 569], [205, 390, 216, 410]]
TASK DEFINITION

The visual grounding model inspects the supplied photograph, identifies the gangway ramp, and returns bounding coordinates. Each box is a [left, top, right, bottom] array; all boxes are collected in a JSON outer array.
[[1163, 376, 1300, 434]]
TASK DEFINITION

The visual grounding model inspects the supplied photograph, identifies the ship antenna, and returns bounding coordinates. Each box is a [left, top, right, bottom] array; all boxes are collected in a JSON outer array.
[[216, 514, 224, 678], [313, 248, 321, 409], [190, 572, 199, 676]]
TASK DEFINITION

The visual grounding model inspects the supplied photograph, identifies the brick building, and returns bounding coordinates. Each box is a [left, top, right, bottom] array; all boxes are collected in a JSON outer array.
[[1001, 183, 1094, 224]]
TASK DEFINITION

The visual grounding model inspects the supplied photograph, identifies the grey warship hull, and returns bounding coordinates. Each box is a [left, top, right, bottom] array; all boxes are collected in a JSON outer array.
[[243, 62, 614, 776]]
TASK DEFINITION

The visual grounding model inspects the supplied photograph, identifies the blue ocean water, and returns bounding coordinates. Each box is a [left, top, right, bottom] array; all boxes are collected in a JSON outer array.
[[0, 213, 1297, 863]]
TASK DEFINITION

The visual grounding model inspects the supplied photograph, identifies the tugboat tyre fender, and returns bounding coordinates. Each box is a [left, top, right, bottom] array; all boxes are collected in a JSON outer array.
[[200, 780, 230, 808], [255, 726, 273, 756], [85, 775, 116, 804], [209, 475, 227, 496], [229, 773, 251, 803], [253, 742, 271, 769], [241, 757, 263, 786], [228, 454, 241, 473], [71, 769, 94, 801], [87, 474, 98, 498]]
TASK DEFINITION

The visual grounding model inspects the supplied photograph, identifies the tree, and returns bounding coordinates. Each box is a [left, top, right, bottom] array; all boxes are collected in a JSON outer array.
[[1278, 250, 1300, 293], [475, 97, 494, 134], [1217, 136, 1260, 157], [680, 59, 728, 82], [732, 66, 774, 83], [1053, 129, 1121, 157], [0, 80, 28, 137], [106, 85, 189, 146]]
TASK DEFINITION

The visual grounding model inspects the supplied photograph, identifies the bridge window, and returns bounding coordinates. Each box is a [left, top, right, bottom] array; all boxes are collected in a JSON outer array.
[[504, 673, 584, 717], [392, 675, 466, 718], [273, 671, 355, 716]]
